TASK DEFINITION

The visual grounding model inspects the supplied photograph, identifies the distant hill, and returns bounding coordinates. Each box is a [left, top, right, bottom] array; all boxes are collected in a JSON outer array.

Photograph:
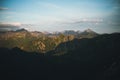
[[76, 29, 98, 38], [62, 30, 79, 35], [48, 29, 98, 38], [15, 28, 28, 32]]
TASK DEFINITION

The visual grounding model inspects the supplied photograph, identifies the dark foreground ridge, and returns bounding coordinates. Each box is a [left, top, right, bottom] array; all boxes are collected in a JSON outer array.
[[0, 33, 120, 80]]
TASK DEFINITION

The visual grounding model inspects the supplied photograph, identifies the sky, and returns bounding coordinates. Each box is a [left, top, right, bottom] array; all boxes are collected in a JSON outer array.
[[0, 0, 120, 33]]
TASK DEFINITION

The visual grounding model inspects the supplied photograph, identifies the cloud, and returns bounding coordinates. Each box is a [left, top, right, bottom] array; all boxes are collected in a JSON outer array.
[[113, 6, 120, 9], [0, 7, 8, 10], [43, 3, 60, 9], [60, 18, 104, 24], [0, 22, 21, 31], [0, 22, 21, 26]]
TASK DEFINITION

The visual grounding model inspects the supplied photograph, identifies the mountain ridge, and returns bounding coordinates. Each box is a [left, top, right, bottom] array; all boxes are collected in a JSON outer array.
[[0, 33, 120, 80], [0, 28, 98, 53]]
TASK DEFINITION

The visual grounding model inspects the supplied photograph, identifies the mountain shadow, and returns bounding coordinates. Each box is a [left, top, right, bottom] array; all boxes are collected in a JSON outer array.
[[47, 33, 120, 80], [0, 33, 120, 80]]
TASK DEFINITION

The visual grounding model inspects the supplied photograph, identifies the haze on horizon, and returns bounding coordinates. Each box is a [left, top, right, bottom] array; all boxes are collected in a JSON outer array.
[[0, 0, 120, 33]]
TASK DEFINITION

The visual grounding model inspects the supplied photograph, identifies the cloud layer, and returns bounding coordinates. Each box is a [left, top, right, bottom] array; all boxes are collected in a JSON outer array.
[[0, 7, 8, 10], [0, 22, 21, 31]]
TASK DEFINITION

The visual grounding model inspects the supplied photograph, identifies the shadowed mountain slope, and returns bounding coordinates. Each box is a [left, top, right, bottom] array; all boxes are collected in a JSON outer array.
[[0, 33, 120, 80]]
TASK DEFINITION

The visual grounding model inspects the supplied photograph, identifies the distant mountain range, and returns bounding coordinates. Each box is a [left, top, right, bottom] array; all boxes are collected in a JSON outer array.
[[0, 28, 98, 53], [0, 28, 98, 36]]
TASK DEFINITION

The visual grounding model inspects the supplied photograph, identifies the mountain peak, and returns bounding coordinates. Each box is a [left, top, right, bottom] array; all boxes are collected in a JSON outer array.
[[15, 28, 28, 32], [84, 29, 94, 33]]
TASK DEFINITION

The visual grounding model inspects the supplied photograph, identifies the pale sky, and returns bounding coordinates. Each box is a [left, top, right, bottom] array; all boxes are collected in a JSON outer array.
[[0, 0, 120, 33]]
